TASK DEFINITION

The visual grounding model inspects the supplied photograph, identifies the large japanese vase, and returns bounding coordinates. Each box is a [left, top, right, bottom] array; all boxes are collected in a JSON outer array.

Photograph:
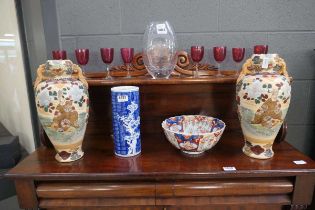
[[236, 54, 291, 159], [34, 60, 89, 162]]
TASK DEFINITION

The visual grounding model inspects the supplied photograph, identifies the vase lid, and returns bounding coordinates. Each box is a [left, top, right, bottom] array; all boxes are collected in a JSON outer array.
[[237, 53, 290, 84], [44, 60, 74, 79]]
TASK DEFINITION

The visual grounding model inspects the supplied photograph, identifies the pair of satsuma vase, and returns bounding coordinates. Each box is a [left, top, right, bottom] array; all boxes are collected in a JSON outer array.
[[34, 54, 290, 162]]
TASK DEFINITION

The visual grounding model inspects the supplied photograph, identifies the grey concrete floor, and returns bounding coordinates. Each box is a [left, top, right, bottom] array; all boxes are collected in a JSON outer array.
[[0, 196, 21, 210]]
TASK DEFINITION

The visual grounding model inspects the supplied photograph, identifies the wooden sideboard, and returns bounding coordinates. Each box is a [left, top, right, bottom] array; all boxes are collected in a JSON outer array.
[[6, 75, 315, 210]]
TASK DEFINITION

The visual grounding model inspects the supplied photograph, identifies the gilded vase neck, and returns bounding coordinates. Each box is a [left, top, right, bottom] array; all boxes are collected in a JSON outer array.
[[44, 60, 74, 79], [250, 54, 282, 74], [237, 54, 290, 84], [34, 60, 88, 89]]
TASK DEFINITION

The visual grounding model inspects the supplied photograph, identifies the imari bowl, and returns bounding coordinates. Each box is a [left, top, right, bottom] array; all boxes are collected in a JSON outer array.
[[162, 115, 226, 155]]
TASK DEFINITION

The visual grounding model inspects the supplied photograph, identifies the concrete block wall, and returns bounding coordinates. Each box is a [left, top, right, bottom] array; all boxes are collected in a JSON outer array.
[[41, 0, 315, 157]]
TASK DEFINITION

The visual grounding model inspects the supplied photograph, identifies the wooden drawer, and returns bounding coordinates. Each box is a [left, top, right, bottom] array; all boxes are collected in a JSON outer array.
[[37, 182, 156, 208], [37, 182, 156, 198], [156, 178, 293, 197], [36, 178, 293, 208], [156, 178, 293, 206]]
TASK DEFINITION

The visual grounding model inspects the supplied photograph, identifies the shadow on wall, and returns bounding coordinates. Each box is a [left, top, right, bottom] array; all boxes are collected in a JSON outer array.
[[311, 130, 315, 160], [309, 51, 315, 160], [310, 79, 315, 161]]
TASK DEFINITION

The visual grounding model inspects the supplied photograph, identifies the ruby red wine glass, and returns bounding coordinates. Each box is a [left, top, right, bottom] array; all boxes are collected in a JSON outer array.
[[232, 48, 245, 73], [191, 46, 204, 78], [120, 48, 134, 78], [213, 46, 227, 77], [254, 45, 268, 54], [100, 48, 114, 79], [75, 49, 89, 73], [52, 50, 67, 60]]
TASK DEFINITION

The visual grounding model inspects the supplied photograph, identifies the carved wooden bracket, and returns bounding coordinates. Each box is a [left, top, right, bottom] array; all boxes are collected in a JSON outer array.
[[174, 51, 217, 76], [110, 53, 147, 77], [109, 51, 223, 77]]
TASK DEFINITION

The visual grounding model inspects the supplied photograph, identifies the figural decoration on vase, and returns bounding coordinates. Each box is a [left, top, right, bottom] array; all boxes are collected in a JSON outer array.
[[143, 20, 177, 79], [236, 54, 291, 159], [34, 60, 89, 162]]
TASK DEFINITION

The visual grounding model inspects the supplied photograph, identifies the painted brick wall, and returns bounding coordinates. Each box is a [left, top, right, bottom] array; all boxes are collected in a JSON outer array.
[[41, 0, 315, 157]]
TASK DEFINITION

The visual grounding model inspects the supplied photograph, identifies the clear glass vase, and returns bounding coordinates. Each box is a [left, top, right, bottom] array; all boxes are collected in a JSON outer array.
[[143, 21, 177, 79]]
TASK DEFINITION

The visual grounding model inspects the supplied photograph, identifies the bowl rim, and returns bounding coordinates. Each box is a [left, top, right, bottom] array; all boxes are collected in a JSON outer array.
[[161, 115, 226, 136]]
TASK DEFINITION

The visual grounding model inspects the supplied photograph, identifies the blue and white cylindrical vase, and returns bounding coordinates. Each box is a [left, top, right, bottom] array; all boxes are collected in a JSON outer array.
[[111, 86, 141, 157]]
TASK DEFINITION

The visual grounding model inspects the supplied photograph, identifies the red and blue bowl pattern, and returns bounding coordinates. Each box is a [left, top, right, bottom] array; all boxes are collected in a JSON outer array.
[[162, 115, 225, 155]]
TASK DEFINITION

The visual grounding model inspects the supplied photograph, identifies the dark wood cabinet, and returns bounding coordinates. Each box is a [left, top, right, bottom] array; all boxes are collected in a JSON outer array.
[[6, 76, 315, 210]]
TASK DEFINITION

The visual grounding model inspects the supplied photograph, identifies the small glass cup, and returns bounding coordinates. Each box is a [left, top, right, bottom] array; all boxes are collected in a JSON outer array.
[[213, 46, 227, 77], [100, 48, 114, 79], [254, 45, 268, 54], [120, 48, 134, 78], [191, 46, 204, 78], [232, 47, 245, 73], [52, 50, 67, 60], [75, 48, 89, 73]]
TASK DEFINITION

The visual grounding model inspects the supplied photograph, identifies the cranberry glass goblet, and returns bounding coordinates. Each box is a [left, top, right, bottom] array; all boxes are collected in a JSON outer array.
[[191, 46, 204, 78], [52, 50, 67, 60], [232, 47, 245, 73], [213, 46, 226, 77], [254, 45, 268, 54], [75, 49, 89, 73], [100, 48, 114, 79], [120, 48, 134, 78]]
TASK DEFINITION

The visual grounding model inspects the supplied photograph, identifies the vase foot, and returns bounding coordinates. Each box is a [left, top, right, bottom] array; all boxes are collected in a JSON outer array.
[[114, 151, 141, 158], [181, 150, 205, 157], [242, 143, 274, 159], [55, 148, 84, 162]]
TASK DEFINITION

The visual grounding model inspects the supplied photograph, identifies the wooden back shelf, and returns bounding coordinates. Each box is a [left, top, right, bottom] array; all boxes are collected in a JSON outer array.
[[84, 73, 239, 139], [85, 73, 238, 86]]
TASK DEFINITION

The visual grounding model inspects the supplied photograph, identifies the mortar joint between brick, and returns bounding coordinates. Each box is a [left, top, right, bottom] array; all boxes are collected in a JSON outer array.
[[59, 30, 315, 38], [218, 0, 220, 32], [118, 0, 122, 34], [54, 0, 62, 49]]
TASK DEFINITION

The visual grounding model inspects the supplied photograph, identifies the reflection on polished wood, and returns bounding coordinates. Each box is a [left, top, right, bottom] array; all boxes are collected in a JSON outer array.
[[7, 132, 315, 180], [5, 77, 315, 210]]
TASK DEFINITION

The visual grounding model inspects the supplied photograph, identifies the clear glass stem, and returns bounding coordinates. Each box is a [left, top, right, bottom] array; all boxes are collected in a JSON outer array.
[[194, 62, 199, 78], [106, 64, 112, 80], [216, 63, 222, 77], [126, 63, 131, 78], [236, 62, 241, 75]]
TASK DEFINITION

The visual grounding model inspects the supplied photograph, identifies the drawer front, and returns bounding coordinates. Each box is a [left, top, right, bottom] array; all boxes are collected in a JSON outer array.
[[156, 178, 293, 206], [37, 182, 155, 198], [36, 178, 293, 208], [37, 182, 156, 208], [156, 178, 293, 197]]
